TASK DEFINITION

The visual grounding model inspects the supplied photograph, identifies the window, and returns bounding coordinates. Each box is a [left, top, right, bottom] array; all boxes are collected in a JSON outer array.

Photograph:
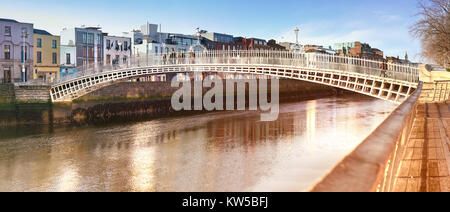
[[52, 53, 57, 64], [66, 53, 71, 64], [123, 56, 127, 64], [4, 45, 10, 60], [82, 33, 87, 43], [37, 51, 42, 63], [4, 26, 11, 36], [106, 40, 111, 49], [52, 40, 57, 49], [87, 33, 94, 44], [88, 47, 93, 57], [124, 41, 128, 51], [37, 38, 42, 48]]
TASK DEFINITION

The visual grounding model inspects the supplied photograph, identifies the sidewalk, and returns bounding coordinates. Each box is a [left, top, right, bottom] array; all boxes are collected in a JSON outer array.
[[393, 103, 450, 192]]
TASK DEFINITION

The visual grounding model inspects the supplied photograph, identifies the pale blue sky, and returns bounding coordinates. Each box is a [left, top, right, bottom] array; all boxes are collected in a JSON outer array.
[[0, 0, 424, 61]]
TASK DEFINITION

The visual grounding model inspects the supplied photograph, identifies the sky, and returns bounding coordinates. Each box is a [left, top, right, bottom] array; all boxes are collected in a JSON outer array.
[[0, 0, 424, 62]]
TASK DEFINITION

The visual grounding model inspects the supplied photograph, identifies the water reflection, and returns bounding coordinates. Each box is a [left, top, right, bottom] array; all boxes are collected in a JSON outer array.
[[0, 95, 396, 192], [306, 100, 317, 143]]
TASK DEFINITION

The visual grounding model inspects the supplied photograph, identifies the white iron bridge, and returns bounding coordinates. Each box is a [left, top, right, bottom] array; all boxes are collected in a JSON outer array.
[[51, 50, 420, 103]]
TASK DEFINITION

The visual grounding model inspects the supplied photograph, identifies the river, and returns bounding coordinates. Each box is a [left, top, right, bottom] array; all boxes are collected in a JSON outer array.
[[0, 95, 397, 192]]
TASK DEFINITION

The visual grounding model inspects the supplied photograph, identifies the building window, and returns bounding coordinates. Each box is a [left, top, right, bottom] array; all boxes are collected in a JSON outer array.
[[4, 45, 10, 60], [4, 26, 11, 36], [124, 41, 128, 51], [88, 47, 93, 57], [66, 53, 71, 64], [52, 53, 57, 64], [123, 56, 127, 64], [37, 51, 42, 63], [106, 40, 111, 50], [97, 47, 101, 58], [52, 40, 57, 49], [87, 33, 94, 44], [82, 33, 87, 44], [37, 38, 42, 48]]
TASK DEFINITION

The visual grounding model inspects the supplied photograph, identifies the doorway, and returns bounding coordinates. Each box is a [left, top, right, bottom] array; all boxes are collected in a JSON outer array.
[[3, 68, 11, 83]]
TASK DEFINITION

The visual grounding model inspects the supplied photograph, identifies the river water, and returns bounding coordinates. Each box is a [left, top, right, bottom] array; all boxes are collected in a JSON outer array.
[[0, 95, 396, 192]]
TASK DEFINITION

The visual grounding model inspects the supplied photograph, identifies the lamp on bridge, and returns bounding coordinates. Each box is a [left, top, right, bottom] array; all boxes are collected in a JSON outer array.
[[293, 27, 303, 53]]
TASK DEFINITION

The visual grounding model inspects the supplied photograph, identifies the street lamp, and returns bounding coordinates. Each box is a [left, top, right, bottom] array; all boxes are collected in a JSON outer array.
[[22, 28, 27, 82]]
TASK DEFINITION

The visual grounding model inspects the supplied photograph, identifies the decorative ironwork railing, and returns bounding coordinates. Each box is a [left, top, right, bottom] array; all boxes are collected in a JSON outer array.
[[54, 50, 420, 85]]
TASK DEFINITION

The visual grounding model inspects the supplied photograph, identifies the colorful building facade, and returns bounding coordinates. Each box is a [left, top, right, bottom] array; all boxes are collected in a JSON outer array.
[[0, 18, 34, 83], [33, 29, 60, 82], [60, 44, 78, 78]]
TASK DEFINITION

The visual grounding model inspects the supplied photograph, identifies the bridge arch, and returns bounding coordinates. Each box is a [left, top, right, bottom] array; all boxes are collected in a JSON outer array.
[[50, 51, 420, 103]]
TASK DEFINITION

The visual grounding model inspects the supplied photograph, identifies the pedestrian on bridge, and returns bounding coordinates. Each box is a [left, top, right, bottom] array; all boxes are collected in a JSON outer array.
[[381, 60, 388, 78]]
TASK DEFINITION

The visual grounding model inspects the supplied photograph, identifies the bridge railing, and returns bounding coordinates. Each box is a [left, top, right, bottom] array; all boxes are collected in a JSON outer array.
[[54, 50, 420, 84]]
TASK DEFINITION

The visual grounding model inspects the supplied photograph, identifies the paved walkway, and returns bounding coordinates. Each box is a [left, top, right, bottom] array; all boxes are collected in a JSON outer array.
[[393, 103, 450, 192]]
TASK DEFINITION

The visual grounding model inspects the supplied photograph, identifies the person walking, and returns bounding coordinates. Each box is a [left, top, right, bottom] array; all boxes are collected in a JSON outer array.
[[381, 60, 387, 77]]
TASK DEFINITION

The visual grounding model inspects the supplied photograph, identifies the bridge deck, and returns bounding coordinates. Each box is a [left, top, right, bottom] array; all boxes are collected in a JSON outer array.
[[393, 103, 450, 192]]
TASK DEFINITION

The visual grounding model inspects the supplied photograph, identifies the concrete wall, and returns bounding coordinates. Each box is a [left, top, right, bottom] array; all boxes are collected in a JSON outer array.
[[419, 82, 450, 103], [418, 64, 450, 103]]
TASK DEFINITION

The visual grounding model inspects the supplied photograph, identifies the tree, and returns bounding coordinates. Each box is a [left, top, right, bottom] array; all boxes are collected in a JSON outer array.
[[411, 0, 450, 68]]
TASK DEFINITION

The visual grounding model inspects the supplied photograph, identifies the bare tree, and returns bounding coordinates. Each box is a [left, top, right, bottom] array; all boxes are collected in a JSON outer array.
[[411, 0, 450, 68]]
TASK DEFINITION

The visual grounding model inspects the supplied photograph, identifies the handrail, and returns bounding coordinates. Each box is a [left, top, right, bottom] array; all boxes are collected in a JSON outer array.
[[54, 50, 420, 85], [310, 82, 423, 192]]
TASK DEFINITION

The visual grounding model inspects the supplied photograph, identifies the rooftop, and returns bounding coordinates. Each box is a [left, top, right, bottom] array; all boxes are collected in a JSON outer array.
[[0, 18, 19, 23], [33, 29, 52, 36]]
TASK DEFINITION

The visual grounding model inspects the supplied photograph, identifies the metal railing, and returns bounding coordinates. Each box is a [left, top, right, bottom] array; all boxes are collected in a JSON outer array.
[[54, 50, 420, 85]]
